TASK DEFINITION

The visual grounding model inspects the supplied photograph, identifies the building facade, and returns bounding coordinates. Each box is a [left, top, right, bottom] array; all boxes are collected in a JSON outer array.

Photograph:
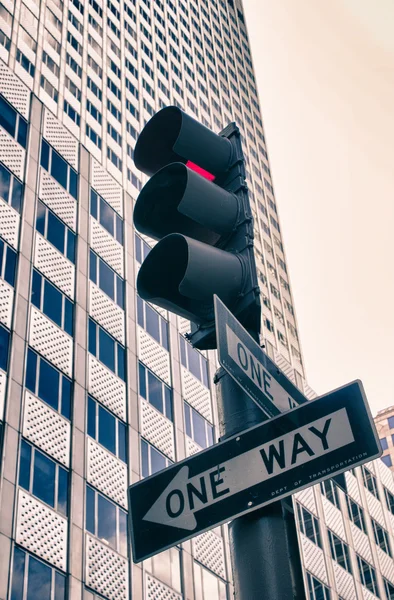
[[374, 407, 394, 470], [0, 0, 394, 599]]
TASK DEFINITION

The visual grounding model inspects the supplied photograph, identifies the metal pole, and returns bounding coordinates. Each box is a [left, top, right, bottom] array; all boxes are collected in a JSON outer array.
[[214, 367, 306, 600]]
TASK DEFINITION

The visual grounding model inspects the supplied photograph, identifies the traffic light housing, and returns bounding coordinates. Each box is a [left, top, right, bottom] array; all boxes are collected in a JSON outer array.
[[133, 106, 260, 350]]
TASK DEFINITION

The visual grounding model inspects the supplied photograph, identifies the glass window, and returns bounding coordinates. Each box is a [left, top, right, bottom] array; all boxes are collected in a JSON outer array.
[[297, 503, 321, 547], [99, 326, 115, 372], [26, 349, 72, 418], [139, 363, 173, 421], [194, 561, 227, 600], [43, 279, 62, 327], [144, 548, 182, 593], [19, 440, 69, 515], [137, 296, 169, 349], [362, 466, 379, 498], [51, 150, 68, 190], [47, 210, 65, 254], [388, 416, 394, 429], [0, 324, 10, 372], [306, 572, 331, 600], [328, 530, 352, 574], [10, 547, 66, 600], [99, 258, 115, 299], [380, 437, 388, 451], [98, 404, 116, 454], [85, 485, 127, 554], [347, 497, 366, 533], [320, 479, 340, 508], [0, 239, 17, 287], [0, 162, 11, 203], [179, 335, 209, 387], [357, 555, 379, 596], [0, 96, 16, 136], [141, 438, 172, 477], [382, 455, 392, 468], [100, 197, 114, 235]]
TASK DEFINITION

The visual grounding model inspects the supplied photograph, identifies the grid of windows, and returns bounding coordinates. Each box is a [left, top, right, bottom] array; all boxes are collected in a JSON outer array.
[[31, 269, 74, 336], [25, 348, 72, 418], [10, 547, 66, 600], [40, 140, 78, 199]]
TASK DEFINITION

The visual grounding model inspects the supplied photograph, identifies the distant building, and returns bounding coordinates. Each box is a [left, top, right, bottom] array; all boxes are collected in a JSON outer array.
[[374, 406, 394, 469]]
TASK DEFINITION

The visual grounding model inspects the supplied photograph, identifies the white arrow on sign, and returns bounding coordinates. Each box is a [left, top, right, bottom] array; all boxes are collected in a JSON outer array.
[[143, 407, 354, 530]]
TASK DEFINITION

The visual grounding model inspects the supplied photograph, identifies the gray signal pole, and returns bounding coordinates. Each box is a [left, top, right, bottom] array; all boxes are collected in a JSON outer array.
[[214, 367, 306, 600]]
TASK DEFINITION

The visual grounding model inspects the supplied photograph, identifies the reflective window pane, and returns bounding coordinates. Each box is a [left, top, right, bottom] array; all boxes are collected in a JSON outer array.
[[0, 163, 11, 203], [151, 446, 166, 474], [118, 421, 127, 462], [184, 403, 192, 437], [139, 363, 146, 398], [43, 280, 62, 327], [19, 440, 32, 490], [179, 336, 186, 367], [117, 344, 125, 381], [10, 546, 25, 600], [85, 485, 95, 534], [161, 319, 169, 350], [40, 139, 50, 171], [141, 439, 149, 477], [54, 572, 66, 600], [116, 215, 123, 244], [66, 230, 76, 263], [57, 467, 68, 516], [64, 298, 73, 336], [0, 325, 10, 372], [99, 259, 114, 299], [36, 201, 46, 235], [165, 387, 172, 421], [99, 327, 115, 372], [99, 404, 116, 454], [89, 250, 97, 284], [31, 270, 42, 308], [148, 371, 163, 413], [51, 150, 67, 190], [88, 319, 97, 356], [116, 276, 124, 309], [187, 343, 201, 380], [97, 494, 116, 548], [11, 177, 23, 212], [87, 396, 96, 439], [61, 377, 71, 420], [119, 509, 128, 555], [145, 304, 160, 342], [47, 211, 65, 254], [25, 349, 37, 393], [38, 358, 60, 410], [100, 198, 114, 235], [32, 450, 56, 507], [0, 98, 16, 136], [193, 410, 207, 448], [4, 246, 17, 286], [17, 117, 28, 148], [27, 555, 51, 600], [69, 168, 78, 199], [90, 190, 98, 219], [137, 295, 144, 327]]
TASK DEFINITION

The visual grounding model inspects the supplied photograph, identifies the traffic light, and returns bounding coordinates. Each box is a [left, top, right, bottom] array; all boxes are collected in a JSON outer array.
[[133, 106, 260, 350]]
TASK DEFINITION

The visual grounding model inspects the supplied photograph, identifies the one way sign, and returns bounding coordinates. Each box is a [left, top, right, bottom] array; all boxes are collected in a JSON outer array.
[[128, 380, 381, 562]]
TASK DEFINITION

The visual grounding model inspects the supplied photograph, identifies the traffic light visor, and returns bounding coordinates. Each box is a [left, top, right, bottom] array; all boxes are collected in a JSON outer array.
[[134, 106, 233, 177]]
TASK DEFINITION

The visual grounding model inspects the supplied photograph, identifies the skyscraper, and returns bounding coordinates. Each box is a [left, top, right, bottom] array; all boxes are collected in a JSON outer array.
[[0, 0, 394, 599]]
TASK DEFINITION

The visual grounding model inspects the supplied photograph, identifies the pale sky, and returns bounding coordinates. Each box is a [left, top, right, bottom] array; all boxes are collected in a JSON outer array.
[[242, 0, 394, 416]]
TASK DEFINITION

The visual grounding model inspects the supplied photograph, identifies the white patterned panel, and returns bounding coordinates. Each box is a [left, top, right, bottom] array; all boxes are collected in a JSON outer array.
[[0, 128, 25, 179], [300, 534, 328, 583], [365, 490, 385, 527], [29, 306, 73, 377], [303, 383, 318, 400], [16, 490, 67, 571], [43, 109, 78, 170], [0, 60, 30, 118], [294, 485, 317, 516], [332, 562, 356, 600], [39, 169, 77, 230], [362, 587, 378, 600], [322, 495, 346, 540], [186, 436, 202, 457], [138, 327, 171, 385], [345, 471, 362, 504], [140, 398, 175, 461], [85, 534, 128, 600], [91, 158, 123, 216], [0, 278, 13, 327], [88, 355, 126, 420], [193, 531, 226, 579], [23, 392, 70, 467], [34, 234, 75, 298], [178, 316, 190, 335], [377, 546, 394, 583], [145, 573, 182, 600], [376, 458, 394, 494], [0, 370, 6, 421], [90, 281, 125, 344], [181, 366, 212, 422], [90, 219, 124, 277], [0, 196, 20, 248], [350, 522, 372, 563], [274, 351, 295, 383], [87, 438, 127, 508]]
